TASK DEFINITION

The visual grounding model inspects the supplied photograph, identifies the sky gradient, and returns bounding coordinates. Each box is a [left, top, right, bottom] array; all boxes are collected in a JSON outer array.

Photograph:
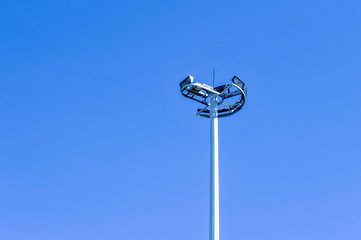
[[1, 1, 360, 239]]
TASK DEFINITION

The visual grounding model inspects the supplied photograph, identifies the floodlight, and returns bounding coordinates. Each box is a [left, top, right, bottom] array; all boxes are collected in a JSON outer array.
[[179, 74, 247, 240], [232, 75, 247, 96], [214, 84, 227, 93], [179, 75, 193, 88]]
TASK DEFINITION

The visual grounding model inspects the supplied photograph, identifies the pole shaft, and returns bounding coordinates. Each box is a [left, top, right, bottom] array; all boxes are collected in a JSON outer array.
[[210, 94, 219, 240]]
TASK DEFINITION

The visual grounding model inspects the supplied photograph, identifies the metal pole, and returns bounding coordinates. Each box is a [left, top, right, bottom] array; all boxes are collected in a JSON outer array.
[[210, 94, 219, 240]]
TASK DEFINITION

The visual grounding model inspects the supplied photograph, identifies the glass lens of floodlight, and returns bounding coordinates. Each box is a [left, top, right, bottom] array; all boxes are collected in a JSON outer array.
[[232, 76, 245, 88], [180, 75, 194, 88]]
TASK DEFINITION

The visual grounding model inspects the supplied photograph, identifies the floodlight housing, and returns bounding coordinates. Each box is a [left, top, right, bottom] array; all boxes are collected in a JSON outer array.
[[180, 75, 193, 88], [180, 75, 247, 118]]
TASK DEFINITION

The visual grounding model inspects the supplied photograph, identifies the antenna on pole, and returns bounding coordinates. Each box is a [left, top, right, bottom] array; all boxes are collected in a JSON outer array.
[[213, 68, 215, 87]]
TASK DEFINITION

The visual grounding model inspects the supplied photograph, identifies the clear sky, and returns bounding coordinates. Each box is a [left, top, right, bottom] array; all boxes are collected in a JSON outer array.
[[1, 0, 360, 239]]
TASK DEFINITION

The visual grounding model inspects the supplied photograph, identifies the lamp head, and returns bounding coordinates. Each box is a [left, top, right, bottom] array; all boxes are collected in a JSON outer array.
[[179, 75, 194, 89]]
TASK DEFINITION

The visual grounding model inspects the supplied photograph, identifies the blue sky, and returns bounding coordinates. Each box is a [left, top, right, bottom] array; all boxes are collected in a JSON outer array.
[[1, 0, 360, 239]]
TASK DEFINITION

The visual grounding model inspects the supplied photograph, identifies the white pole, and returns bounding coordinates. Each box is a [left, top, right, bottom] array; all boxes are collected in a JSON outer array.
[[210, 94, 219, 240]]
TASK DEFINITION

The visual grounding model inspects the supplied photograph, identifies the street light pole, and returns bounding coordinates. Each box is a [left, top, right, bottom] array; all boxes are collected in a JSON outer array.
[[210, 94, 219, 240], [179, 75, 247, 240]]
